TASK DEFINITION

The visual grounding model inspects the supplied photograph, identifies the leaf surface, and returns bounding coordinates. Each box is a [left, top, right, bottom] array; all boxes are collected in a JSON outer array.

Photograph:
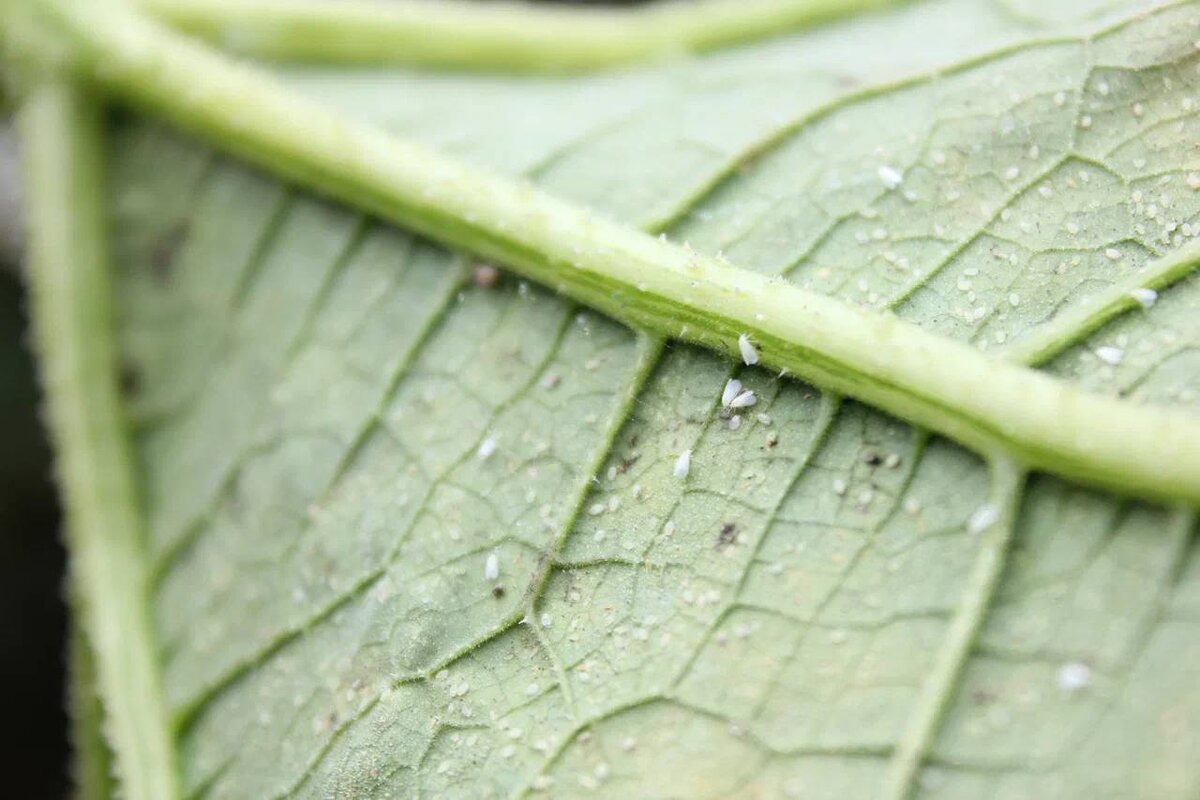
[[105, 1, 1200, 796]]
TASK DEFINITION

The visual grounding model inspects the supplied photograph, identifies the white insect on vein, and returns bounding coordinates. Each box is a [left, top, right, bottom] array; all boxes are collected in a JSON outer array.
[[1095, 346, 1124, 366], [967, 503, 999, 534], [738, 333, 759, 366], [673, 449, 692, 479], [878, 164, 904, 189], [478, 436, 498, 459], [721, 378, 743, 408], [729, 389, 757, 408], [1129, 287, 1158, 309], [484, 552, 500, 581]]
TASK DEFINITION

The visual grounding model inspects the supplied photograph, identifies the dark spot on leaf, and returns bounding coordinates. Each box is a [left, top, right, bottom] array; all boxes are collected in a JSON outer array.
[[970, 688, 997, 705], [150, 221, 189, 281], [863, 449, 882, 466], [617, 454, 640, 474], [492, 584, 505, 599], [118, 360, 141, 396], [717, 522, 737, 548]]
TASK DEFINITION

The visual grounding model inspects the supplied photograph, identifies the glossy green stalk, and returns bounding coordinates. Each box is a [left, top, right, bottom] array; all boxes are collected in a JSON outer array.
[[21, 79, 179, 800], [25, 0, 1200, 507], [140, 0, 899, 70]]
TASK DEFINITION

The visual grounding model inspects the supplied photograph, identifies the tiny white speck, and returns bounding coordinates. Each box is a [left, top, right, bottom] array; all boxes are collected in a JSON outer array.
[[1066, 222, 1080, 235], [738, 334, 760, 365], [1132, 102, 1144, 118], [721, 378, 743, 408], [884, 453, 902, 468], [540, 613, 552, 628], [1008, 293, 1021, 308], [878, 165, 904, 189], [1129, 287, 1158, 308], [1004, 166, 1020, 181], [730, 390, 757, 409], [728, 414, 742, 431], [1105, 248, 1122, 261], [1095, 346, 1124, 365], [477, 437, 497, 460], [1057, 662, 1091, 692], [903, 497, 921, 515], [832, 478, 848, 496], [1188, 173, 1200, 190], [484, 553, 500, 581], [525, 682, 539, 697], [673, 449, 692, 479], [967, 504, 1000, 534], [619, 736, 637, 752], [1053, 91, 1067, 107], [1080, 115, 1092, 129], [587, 502, 606, 516], [1096, 80, 1110, 96]]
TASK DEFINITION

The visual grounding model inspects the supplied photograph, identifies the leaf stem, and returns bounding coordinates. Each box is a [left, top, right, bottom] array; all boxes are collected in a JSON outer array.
[[25, 1, 1200, 507], [20, 78, 180, 800], [138, 0, 899, 71]]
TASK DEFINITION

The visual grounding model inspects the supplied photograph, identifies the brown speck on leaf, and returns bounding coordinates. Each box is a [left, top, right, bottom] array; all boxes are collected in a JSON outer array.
[[765, 432, 779, 448], [970, 688, 997, 705], [492, 584, 505, 599], [118, 361, 141, 396], [616, 454, 640, 474], [717, 522, 737, 548], [472, 262, 500, 287], [150, 222, 189, 281], [863, 450, 882, 466]]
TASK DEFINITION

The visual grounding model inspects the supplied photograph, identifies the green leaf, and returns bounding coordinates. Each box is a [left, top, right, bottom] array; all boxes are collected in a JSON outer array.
[[30, 0, 1200, 796]]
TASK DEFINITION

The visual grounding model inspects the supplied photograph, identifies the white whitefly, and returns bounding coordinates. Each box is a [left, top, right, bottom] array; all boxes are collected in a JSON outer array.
[[484, 552, 500, 582], [967, 503, 1000, 534], [738, 333, 760, 366], [1095, 346, 1124, 366], [721, 378, 743, 408], [673, 449, 692, 479], [1057, 661, 1091, 692], [477, 437, 497, 460], [729, 390, 757, 409], [1129, 287, 1158, 309], [878, 165, 904, 189]]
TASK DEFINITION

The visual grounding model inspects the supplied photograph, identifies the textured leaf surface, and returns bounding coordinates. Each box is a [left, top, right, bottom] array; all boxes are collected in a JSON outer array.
[[107, 1, 1200, 797]]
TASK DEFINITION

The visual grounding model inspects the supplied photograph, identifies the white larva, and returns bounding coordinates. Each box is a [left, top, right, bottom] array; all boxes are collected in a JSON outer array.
[[673, 449, 692, 479], [738, 334, 760, 366], [477, 437, 497, 460], [729, 390, 757, 409], [721, 378, 743, 408], [1129, 287, 1158, 309], [484, 552, 500, 581]]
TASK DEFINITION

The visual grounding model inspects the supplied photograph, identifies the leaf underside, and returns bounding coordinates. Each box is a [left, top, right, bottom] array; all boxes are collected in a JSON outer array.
[[105, 0, 1200, 797]]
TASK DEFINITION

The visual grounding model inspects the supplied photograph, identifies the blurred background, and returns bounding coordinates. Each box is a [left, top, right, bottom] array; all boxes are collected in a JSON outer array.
[[0, 121, 67, 797]]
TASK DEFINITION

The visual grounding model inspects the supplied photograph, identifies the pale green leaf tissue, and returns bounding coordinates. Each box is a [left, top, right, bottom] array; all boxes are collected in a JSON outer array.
[[33, 0, 1200, 796]]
